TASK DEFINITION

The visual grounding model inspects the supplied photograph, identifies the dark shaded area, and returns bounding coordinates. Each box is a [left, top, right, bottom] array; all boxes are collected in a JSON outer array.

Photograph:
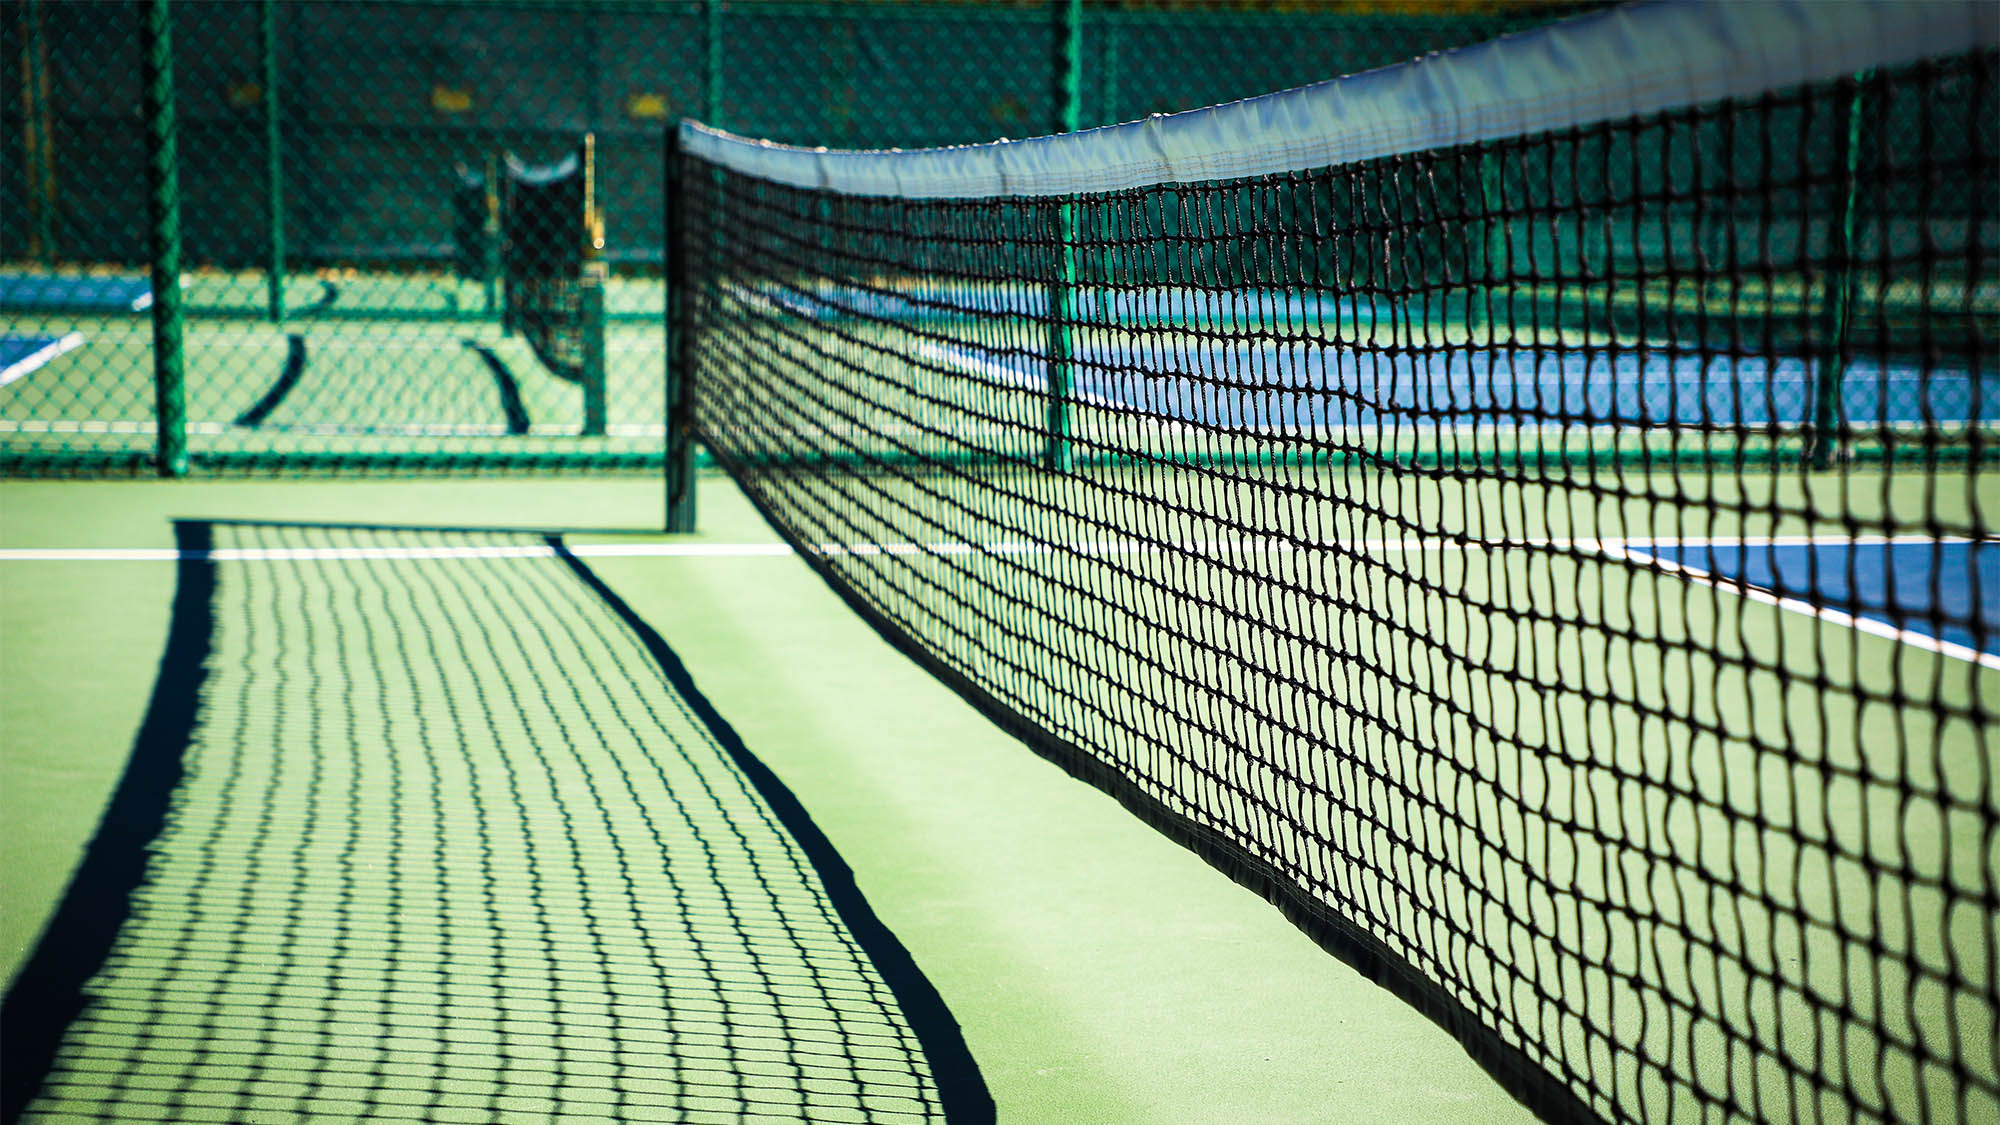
[[1, 521, 214, 1125], [3, 520, 988, 1123], [460, 338, 532, 434], [294, 279, 338, 316], [552, 539, 994, 1124], [231, 332, 306, 426]]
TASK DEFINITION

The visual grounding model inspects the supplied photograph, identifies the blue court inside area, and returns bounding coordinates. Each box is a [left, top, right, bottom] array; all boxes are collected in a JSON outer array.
[[0, 273, 151, 314], [939, 339, 1998, 431], [1642, 538, 1998, 657], [749, 280, 2000, 431]]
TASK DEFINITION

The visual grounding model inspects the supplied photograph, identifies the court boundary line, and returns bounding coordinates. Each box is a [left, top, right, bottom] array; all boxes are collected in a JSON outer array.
[[6, 535, 1989, 667], [0, 333, 85, 386]]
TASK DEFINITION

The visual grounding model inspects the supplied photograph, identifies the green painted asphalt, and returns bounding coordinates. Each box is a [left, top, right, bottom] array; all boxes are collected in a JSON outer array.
[[1, 476, 1536, 1123]]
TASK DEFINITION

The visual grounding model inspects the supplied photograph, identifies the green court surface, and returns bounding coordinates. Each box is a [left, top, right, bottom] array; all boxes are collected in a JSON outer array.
[[0, 314, 667, 465], [0, 476, 1541, 1123], [1, 266, 668, 470]]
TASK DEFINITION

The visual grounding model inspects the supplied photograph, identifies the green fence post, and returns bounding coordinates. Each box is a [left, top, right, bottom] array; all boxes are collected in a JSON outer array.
[[579, 134, 607, 437], [482, 153, 501, 317], [1807, 74, 1869, 471], [1043, 0, 1082, 472], [1098, 6, 1117, 128], [580, 263, 608, 436], [702, 0, 723, 127], [663, 127, 698, 533], [1477, 151, 1503, 336], [23, 0, 57, 264], [261, 0, 286, 322], [142, 0, 187, 477]]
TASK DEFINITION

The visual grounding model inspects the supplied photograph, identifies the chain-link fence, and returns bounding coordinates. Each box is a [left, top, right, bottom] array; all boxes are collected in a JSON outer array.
[[0, 0, 1589, 476]]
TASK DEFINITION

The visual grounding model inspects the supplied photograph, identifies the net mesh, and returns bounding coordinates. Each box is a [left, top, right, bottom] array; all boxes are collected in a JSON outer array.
[[6, 522, 967, 1123], [503, 145, 592, 383], [671, 19, 1999, 1125]]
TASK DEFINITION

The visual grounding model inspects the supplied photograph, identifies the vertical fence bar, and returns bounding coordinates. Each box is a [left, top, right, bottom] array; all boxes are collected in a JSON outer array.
[[260, 0, 286, 322], [22, 0, 57, 263], [579, 133, 607, 436], [1042, 0, 1082, 471], [663, 127, 698, 533], [1807, 74, 1869, 471], [499, 152, 515, 337], [482, 153, 501, 317], [702, 0, 723, 127], [142, 0, 187, 477], [1099, 8, 1117, 129]]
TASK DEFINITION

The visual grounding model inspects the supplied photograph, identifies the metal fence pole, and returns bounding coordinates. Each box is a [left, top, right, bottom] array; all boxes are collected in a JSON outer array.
[[261, 0, 286, 323], [23, 0, 57, 264], [702, 0, 723, 127], [580, 133, 607, 436], [1043, 0, 1082, 472], [1807, 75, 1869, 471], [141, 0, 188, 477]]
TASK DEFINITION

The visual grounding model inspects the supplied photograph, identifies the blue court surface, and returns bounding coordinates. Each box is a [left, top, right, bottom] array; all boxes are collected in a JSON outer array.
[[939, 341, 1996, 431], [0, 334, 84, 386], [1640, 538, 1999, 657], [0, 273, 152, 313], [743, 281, 2000, 430]]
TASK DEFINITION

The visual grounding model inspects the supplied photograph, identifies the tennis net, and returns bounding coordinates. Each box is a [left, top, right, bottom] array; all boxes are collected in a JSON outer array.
[[503, 140, 597, 383], [667, 2, 1998, 1121]]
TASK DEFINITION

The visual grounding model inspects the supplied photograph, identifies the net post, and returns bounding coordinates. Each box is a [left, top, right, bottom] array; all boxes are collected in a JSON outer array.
[[663, 125, 698, 533], [260, 0, 286, 323], [1806, 73, 1869, 472], [141, 0, 187, 478]]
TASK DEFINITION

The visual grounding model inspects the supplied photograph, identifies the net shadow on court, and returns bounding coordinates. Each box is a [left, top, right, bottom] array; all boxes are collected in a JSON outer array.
[[0, 520, 989, 1125]]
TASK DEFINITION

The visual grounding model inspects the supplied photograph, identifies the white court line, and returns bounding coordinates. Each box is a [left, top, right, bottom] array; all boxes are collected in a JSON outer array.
[[1, 333, 85, 386], [6, 535, 1988, 666], [190, 337, 663, 354], [2, 533, 1974, 562], [0, 419, 668, 438], [1605, 543, 2000, 672], [911, 340, 1128, 410], [0, 542, 793, 563]]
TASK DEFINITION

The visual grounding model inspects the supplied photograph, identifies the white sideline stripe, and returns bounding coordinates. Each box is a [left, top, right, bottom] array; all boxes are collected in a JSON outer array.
[[807, 534, 1985, 557], [684, 0, 1996, 199], [1607, 544, 2000, 672], [1, 333, 85, 386], [913, 340, 1126, 409], [5, 534, 1987, 666], [4, 534, 1975, 563], [192, 338, 662, 354], [0, 543, 795, 562], [0, 420, 669, 438]]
